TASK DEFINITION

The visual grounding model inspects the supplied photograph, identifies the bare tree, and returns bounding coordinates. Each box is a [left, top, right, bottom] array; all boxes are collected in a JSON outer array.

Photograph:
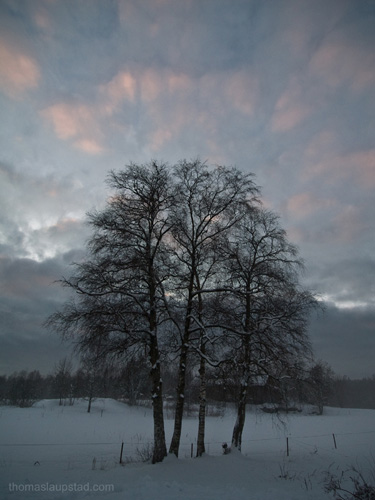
[[79, 354, 100, 413], [168, 159, 258, 457], [47, 161, 174, 463], [220, 206, 317, 450], [54, 357, 73, 406], [305, 361, 334, 414]]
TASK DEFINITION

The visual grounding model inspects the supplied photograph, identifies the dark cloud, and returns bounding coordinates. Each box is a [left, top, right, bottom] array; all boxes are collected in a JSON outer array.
[[0, 332, 73, 376], [0, 253, 80, 374], [309, 304, 375, 378]]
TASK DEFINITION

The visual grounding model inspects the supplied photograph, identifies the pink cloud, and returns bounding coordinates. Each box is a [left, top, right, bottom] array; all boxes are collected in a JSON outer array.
[[140, 69, 163, 102], [224, 71, 258, 116], [304, 130, 338, 162], [286, 192, 336, 219], [286, 199, 363, 245], [59, 66, 260, 154], [42, 103, 83, 139], [354, 150, 375, 186], [33, 6, 53, 34], [0, 39, 40, 97], [74, 139, 103, 155], [271, 78, 312, 132], [331, 205, 363, 243], [150, 70, 258, 153], [101, 71, 136, 114], [166, 72, 192, 93], [42, 103, 104, 154], [272, 106, 311, 133], [150, 128, 173, 151], [304, 149, 375, 188], [101, 68, 194, 151], [310, 40, 375, 92]]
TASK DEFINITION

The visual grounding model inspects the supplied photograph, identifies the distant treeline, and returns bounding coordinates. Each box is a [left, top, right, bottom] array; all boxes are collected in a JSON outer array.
[[0, 358, 150, 409], [329, 376, 375, 409], [0, 358, 374, 411]]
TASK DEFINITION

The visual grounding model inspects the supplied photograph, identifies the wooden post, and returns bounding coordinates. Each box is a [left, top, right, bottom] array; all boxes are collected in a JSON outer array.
[[332, 433, 337, 449], [286, 437, 289, 457], [191, 443, 193, 458], [119, 442, 124, 464]]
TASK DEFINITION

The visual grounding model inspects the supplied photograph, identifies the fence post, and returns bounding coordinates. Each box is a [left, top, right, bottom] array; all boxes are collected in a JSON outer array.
[[119, 442, 124, 464], [191, 443, 193, 458], [332, 433, 337, 449], [286, 437, 289, 457]]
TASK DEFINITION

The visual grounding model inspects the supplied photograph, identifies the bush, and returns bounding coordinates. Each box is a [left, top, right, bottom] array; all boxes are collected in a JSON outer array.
[[324, 466, 375, 500]]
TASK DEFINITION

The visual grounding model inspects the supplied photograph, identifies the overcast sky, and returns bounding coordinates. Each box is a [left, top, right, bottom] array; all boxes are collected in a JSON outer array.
[[0, 0, 374, 378]]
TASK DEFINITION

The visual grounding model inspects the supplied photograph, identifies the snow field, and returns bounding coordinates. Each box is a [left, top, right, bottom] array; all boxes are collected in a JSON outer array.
[[0, 399, 374, 499]]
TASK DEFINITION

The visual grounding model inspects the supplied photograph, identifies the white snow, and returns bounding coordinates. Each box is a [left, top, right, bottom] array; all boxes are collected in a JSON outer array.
[[1, 399, 374, 499]]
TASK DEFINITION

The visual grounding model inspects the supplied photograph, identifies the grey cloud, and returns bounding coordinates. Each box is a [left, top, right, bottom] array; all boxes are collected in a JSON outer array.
[[0, 253, 80, 374], [25, 218, 91, 262], [0, 161, 95, 259], [306, 259, 375, 308], [0, 255, 72, 305], [0, 332, 73, 376], [309, 304, 375, 378]]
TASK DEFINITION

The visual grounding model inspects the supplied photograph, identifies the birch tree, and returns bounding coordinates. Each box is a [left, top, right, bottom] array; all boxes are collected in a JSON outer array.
[[47, 161, 174, 463], [168, 159, 258, 457], [221, 206, 316, 450]]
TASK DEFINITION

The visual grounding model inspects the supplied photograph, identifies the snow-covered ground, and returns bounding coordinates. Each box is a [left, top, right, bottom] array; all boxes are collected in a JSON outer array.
[[0, 399, 374, 499]]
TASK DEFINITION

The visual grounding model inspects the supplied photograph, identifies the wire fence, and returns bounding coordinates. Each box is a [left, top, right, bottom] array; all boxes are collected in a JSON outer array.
[[1, 429, 374, 468]]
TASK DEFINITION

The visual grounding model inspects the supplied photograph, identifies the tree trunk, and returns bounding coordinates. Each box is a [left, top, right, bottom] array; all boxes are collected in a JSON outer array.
[[195, 273, 206, 457], [196, 351, 206, 457], [147, 249, 167, 464], [150, 335, 167, 464], [87, 374, 94, 413], [231, 382, 248, 450], [169, 272, 195, 457], [232, 322, 251, 451], [169, 342, 188, 457]]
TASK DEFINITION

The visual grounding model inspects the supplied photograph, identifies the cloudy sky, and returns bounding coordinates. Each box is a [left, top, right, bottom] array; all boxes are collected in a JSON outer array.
[[0, 0, 374, 378]]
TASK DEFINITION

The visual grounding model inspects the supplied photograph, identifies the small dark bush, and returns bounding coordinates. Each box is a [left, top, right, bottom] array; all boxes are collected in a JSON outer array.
[[324, 467, 375, 500]]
